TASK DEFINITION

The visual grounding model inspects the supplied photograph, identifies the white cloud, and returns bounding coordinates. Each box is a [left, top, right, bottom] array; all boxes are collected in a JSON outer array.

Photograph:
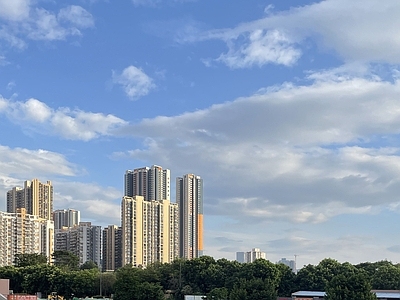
[[194, 0, 400, 67], [132, 0, 196, 6], [27, 6, 94, 41], [0, 96, 9, 111], [0, 28, 26, 50], [0, 96, 128, 141], [0, 0, 31, 21], [51, 108, 128, 140], [113, 72, 400, 225], [112, 65, 156, 100], [6, 81, 15, 90], [58, 5, 95, 29], [0, 4, 94, 46], [18, 98, 52, 122], [54, 181, 121, 224], [0, 145, 78, 181], [216, 29, 301, 68], [28, 8, 76, 41]]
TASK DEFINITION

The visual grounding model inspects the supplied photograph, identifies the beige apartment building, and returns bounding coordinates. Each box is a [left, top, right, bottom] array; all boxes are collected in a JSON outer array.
[[7, 179, 53, 221], [121, 195, 179, 267], [177, 174, 204, 259], [55, 222, 102, 267], [102, 225, 122, 271], [0, 208, 54, 266]]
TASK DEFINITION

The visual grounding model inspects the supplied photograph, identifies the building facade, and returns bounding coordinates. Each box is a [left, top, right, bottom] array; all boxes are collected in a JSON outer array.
[[7, 179, 53, 221], [53, 209, 80, 230], [102, 225, 122, 271], [125, 165, 170, 201], [55, 222, 102, 267], [176, 174, 203, 259], [278, 257, 296, 273], [121, 196, 179, 267], [0, 208, 54, 266], [236, 248, 266, 263]]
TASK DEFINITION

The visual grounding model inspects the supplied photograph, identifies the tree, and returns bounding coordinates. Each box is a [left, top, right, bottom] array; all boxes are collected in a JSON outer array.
[[296, 259, 357, 292], [14, 253, 48, 267], [98, 272, 116, 297], [114, 266, 142, 300], [229, 278, 277, 300], [325, 272, 376, 300], [114, 265, 165, 300], [0, 265, 24, 293], [276, 263, 296, 297], [20, 264, 63, 296], [371, 264, 400, 290], [208, 287, 229, 300], [80, 261, 98, 270], [136, 282, 164, 300], [68, 269, 98, 297], [52, 251, 79, 271]]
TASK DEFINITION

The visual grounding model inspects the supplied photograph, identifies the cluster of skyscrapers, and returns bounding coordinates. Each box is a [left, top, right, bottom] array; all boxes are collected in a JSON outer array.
[[0, 165, 204, 270]]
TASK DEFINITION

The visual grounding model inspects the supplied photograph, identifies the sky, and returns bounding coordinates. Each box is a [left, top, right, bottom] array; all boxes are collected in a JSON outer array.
[[1, 0, 400, 268]]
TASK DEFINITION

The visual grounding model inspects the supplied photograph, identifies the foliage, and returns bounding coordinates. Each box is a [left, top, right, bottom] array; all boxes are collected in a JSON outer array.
[[207, 287, 229, 300], [113, 265, 164, 300], [276, 263, 296, 297], [14, 253, 48, 267], [98, 272, 116, 297], [80, 261, 99, 270], [20, 264, 63, 296], [2, 255, 400, 300], [325, 271, 377, 300], [52, 251, 79, 271]]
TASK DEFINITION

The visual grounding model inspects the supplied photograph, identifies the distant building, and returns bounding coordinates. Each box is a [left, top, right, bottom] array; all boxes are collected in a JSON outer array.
[[124, 165, 170, 201], [7, 179, 53, 220], [0, 208, 54, 266], [102, 225, 122, 271], [53, 209, 80, 230], [236, 252, 246, 263], [121, 195, 179, 267], [293, 290, 400, 300], [292, 291, 325, 299], [177, 174, 203, 259], [55, 222, 101, 267], [236, 248, 266, 263], [278, 257, 296, 273]]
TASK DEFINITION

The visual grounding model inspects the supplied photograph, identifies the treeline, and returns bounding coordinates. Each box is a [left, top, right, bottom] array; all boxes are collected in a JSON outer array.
[[2, 253, 400, 300]]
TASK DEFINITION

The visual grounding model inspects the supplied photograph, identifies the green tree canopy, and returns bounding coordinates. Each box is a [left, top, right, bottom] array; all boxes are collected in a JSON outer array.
[[325, 272, 376, 300], [14, 253, 48, 267], [80, 261, 99, 270], [114, 265, 165, 300], [52, 251, 79, 271]]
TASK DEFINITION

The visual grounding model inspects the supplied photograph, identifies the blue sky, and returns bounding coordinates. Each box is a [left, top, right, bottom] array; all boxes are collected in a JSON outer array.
[[2, 0, 400, 267]]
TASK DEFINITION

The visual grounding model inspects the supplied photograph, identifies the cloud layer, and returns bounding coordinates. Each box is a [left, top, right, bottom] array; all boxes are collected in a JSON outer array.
[[195, 0, 400, 68], [0, 1, 94, 50], [0, 96, 127, 141], [114, 71, 400, 225], [112, 65, 156, 100]]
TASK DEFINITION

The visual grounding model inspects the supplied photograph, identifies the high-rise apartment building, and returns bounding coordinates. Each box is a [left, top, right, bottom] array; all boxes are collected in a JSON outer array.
[[176, 174, 203, 259], [125, 165, 170, 201], [7, 179, 53, 220], [278, 257, 296, 273], [102, 225, 122, 271], [53, 209, 80, 230], [121, 196, 179, 267], [0, 208, 54, 266], [55, 222, 102, 267], [236, 248, 266, 263]]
